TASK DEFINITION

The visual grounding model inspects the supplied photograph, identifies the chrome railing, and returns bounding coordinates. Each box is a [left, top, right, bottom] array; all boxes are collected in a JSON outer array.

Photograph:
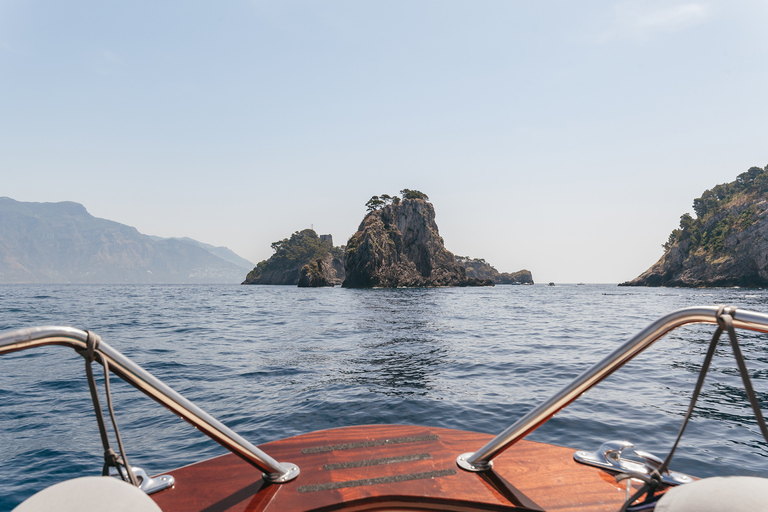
[[0, 326, 299, 483], [457, 306, 768, 472]]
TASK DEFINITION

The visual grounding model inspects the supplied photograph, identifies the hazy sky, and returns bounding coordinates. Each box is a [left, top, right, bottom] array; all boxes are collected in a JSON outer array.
[[2, 1, 767, 283]]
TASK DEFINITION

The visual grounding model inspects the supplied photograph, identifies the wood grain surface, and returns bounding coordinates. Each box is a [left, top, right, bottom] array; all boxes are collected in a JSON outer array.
[[151, 424, 663, 512]]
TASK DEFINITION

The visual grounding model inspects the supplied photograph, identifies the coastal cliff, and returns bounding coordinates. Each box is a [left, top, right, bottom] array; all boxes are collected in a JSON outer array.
[[621, 165, 768, 287], [343, 192, 493, 288], [456, 256, 534, 285], [243, 229, 345, 285]]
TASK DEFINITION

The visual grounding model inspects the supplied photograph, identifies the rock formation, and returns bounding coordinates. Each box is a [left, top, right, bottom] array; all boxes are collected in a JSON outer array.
[[244, 262, 303, 285], [621, 165, 768, 287], [496, 270, 534, 285], [456, 256, 534, 284], [243, 229, 345, 285], [343, 196, 493, 288], [297, 255, 345, 287]]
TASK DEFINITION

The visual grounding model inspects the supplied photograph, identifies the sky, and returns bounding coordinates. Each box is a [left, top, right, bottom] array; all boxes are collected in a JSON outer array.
[[1, 0, 767, 283]]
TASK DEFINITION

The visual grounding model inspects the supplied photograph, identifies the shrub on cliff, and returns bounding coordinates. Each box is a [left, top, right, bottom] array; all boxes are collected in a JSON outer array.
[[622, 164, 768, 287], [365, 193, 402, 212], [365, 196, 385, 212], [456, 256, 534, 284], [400, 189, 429, 200], [663, 165, 768, 258], [267, 229, 329, 267], [365, 189, 430, 212], [243, 229, 335, 284]]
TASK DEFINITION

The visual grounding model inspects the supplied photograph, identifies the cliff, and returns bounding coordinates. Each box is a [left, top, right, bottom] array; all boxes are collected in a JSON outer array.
[[342, 196, 493, 288], [0, 197, 252, 283], [621, 165, 768, 287], [297, 255, 345, 287], [243, 229, 345, 285], [456, 256, 534, 284]]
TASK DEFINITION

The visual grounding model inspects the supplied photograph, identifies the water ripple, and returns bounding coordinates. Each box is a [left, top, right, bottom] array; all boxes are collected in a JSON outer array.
[[2, 283, 768, 509]]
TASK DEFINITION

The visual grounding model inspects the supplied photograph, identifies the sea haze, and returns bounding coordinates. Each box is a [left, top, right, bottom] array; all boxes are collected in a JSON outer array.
[[0, 197, 254, 284], [1, 284, 768, 509]]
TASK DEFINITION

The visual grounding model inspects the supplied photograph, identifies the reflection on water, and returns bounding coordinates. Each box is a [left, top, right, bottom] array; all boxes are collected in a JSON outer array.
[[349, 336, 442, 394], [1, 284, 768, 509], [347, 290, 451, 396]]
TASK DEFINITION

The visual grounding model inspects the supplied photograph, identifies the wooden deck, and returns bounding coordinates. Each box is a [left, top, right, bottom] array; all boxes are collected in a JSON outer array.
[[151, 424, 656, 512]]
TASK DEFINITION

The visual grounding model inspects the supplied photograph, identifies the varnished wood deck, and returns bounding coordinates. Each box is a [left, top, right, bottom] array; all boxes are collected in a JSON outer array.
[[151, 425, 656, 512]]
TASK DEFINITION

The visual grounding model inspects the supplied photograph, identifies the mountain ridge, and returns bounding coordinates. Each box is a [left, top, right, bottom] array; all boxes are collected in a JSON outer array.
[[0, 197, 251, 284], [147, 235, 254, 269]]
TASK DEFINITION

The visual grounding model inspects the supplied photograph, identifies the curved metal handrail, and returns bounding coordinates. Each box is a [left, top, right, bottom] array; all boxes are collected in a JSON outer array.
[[457, 305, 768, 472], [0, 326, 299, 483]]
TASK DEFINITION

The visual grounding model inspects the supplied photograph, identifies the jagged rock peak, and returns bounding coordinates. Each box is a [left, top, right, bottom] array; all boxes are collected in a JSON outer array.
[[621, 164, 768, 288], [343, 195, 493, 288]]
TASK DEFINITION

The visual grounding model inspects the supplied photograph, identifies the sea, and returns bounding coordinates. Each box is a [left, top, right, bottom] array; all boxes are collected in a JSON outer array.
[[1, 283, 768, 510]]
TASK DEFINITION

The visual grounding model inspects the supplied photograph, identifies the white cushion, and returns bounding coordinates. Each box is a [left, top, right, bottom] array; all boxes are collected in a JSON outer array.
[[656, 476, 768, 512], [13, 476, 162, 512]]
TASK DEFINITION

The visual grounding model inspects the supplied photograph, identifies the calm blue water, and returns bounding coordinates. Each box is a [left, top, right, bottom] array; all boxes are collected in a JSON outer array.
[[1, 284, 768, 510]]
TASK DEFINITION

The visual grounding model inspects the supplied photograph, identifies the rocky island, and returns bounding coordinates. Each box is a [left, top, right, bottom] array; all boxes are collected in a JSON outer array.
[[342, 190, 494, 288], [242, 230, 345, 286], [621, 165, 768, 287], [456, 256, 534, 285], [243, 190, 532, 288]]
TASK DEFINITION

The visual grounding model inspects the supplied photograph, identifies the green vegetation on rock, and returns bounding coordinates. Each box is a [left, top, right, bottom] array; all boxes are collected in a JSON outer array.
[[622, 164, 768, 287], [243, 229, 344, 285], [455, 256, 534, 284], [365, 190, 423, 213], [399, 189, 429, 201], [664, 166, 767, 258]]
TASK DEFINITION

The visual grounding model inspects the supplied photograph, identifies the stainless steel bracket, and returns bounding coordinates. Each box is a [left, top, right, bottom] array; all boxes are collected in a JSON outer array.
[[573, 440, 693, 486], [456, 452, 493, 472], [109, 466, 175, 494], [264, 462, 300, 483]]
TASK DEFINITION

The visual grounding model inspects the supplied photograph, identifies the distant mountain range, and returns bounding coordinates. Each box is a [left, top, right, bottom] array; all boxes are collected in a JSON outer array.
[[0, 197, 254, 284]]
